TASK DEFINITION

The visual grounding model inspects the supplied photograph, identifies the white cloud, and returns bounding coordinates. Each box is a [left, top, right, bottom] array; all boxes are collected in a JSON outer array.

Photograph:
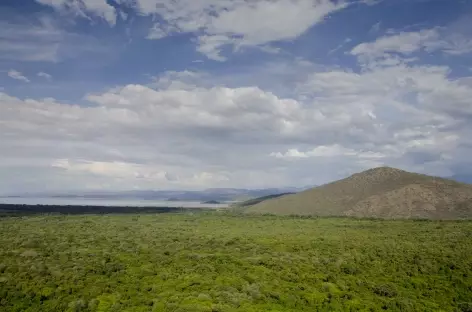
[[351, 27, 472, 64], [0, 82, 313, 191], [1, 54, 471, 192], [7, 70, 30, 83], [146, 23, 179, 40], [52, 159, 177, 181], [295, 60, 472, 176], [0, 19, 117, 63], [1, 1, 470, 194], [299, 63, 472, 117], [196, 35, 234, 61], [32, 0, 356, 60], [1, 8, 472, 191], [271, 149, 310, 159], [351, 29, 440, 59], [440, 34, 472, 55], [271, 145, 386, 159], [53, 159, 143, 178], [0, 20, 60, 62], [35, 0, 117, 25], [37, 72, 52, 80], [84, 83, 306, 137], [140, 0, 348, 60], [205, 0, 346, 44]]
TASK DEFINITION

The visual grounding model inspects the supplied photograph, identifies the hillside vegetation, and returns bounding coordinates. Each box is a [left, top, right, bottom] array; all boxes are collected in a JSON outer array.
[[0, 213, 471, 311], [246, 167, 472, 219]]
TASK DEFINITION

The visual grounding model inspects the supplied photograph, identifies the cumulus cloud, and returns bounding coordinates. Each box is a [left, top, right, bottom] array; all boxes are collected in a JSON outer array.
[[7, 70, 30, 82], [293, 56, 472, 175], [1, 6, 472, 192], [0, 82, 311, 192], [1, 51, 472, 192]]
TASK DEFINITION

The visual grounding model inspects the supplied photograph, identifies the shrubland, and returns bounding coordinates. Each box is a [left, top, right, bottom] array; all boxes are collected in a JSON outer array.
[[0, 212, 471, 311]]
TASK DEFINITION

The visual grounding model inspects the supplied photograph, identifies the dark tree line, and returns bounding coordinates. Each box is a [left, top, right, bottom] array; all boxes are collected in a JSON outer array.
[[0, 204, 209, 216]]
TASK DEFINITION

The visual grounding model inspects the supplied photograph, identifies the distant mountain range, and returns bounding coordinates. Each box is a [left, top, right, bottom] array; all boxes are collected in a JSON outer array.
[[4, 187, 309, 203]]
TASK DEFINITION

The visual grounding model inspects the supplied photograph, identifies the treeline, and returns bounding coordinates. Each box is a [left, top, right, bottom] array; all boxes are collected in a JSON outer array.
[[0, 204, 209, 216]]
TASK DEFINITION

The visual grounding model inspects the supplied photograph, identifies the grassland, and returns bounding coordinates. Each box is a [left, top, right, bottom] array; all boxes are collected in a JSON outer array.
[[0, 212, 471, 311]]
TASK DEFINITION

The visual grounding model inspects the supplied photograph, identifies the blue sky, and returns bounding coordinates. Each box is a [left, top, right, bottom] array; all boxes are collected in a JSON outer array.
[[0, 0, 472, 193]]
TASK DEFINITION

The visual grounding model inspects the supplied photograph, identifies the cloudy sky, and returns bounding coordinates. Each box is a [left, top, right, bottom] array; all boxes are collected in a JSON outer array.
[[1, 0, 472, 193]]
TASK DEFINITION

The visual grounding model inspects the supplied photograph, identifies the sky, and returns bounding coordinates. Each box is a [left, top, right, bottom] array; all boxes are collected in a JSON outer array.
[[1, 0, 472, 194]]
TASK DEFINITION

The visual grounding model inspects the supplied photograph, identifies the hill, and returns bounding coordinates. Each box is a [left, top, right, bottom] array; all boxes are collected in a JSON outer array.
[[245, 167, 472, 219]]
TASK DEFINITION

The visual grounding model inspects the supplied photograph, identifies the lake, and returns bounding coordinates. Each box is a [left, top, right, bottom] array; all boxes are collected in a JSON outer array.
[[0, 197, 230, 209]]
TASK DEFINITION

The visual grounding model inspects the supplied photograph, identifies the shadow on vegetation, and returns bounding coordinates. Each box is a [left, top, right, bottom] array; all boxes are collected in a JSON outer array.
[[0, 204, 211, 217]]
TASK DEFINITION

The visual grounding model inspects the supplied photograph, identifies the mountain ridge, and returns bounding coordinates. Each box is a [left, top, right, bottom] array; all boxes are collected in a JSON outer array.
[[245, 167, 472, 219]]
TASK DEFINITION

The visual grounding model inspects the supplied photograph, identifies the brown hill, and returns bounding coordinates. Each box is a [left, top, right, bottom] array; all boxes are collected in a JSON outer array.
[[245, 167, 472, 219]]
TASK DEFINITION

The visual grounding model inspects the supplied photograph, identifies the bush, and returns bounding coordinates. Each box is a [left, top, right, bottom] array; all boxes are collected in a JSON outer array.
[[373, 284, 397, 298], [458, 302, 472, 312]]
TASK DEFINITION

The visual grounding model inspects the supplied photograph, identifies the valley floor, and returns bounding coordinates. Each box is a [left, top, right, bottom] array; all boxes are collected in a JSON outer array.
[[0, 213, 471, 311]]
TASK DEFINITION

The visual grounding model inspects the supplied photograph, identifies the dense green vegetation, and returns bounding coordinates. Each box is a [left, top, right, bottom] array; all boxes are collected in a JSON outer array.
[[1, 212, 471, 311]]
